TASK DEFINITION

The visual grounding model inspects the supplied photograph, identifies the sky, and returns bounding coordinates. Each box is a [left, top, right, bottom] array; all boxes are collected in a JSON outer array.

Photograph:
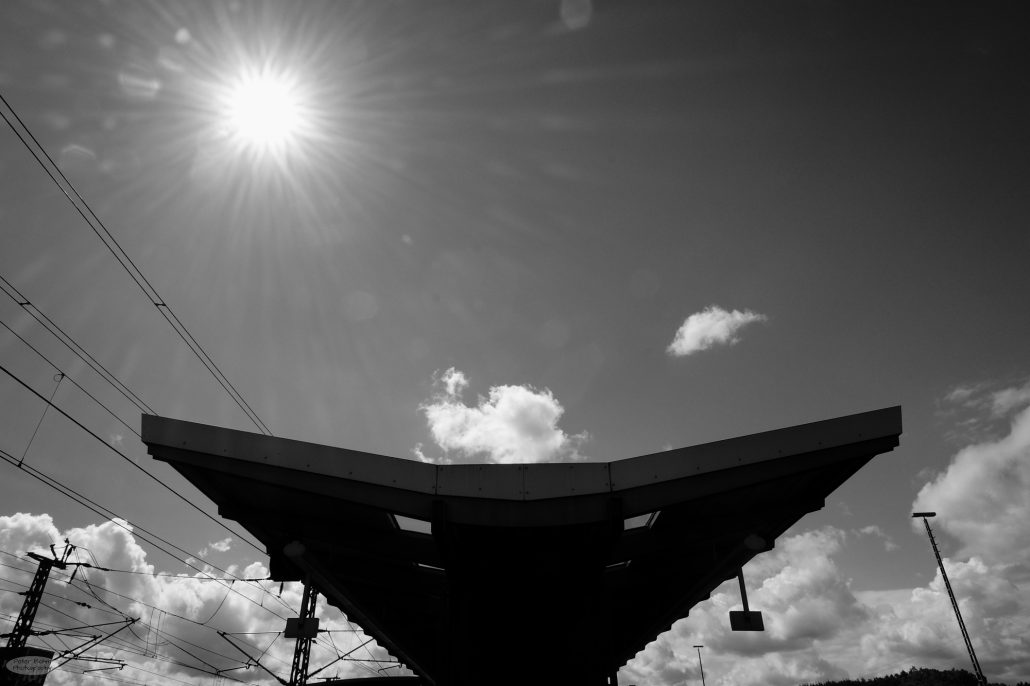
[[0, 0, 1028, 684]]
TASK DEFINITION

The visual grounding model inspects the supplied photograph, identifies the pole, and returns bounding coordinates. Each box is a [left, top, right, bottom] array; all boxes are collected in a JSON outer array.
[[736, 571, 750, 613], [913, 513, 987, 686], [693, 645, 705, 686], [289, 580, 318, 686], [6, 545, 74, 649]]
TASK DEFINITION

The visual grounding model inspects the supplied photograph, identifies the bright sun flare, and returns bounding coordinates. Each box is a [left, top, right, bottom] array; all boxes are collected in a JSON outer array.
[[222, 70, 305, 152]]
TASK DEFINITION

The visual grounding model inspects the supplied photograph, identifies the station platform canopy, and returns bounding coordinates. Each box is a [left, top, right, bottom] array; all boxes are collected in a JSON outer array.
[[142, 406, 901, 686]]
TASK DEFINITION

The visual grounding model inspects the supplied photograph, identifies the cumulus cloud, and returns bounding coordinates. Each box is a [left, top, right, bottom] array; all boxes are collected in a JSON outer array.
[[622, 522, 1030, 685], [666, 305, 767, 357], [622, 527, 865, 686], [415, 367, 588, 464], [625, 387, 1030, 685], [913, 403, 1030, 571], [0, 513, 396, 685], [853, 555, 1030, 686]]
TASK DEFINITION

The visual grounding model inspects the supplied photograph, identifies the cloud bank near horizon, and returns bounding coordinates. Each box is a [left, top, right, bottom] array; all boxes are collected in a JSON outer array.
[[624, 380, 1030, 685], [5, 380, 1029, 685]]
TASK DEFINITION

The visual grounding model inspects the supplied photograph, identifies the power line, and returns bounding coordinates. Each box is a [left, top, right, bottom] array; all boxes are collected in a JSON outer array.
[[0, 315, 140, 439], [0, 481, 381, 676], [6, 573, 380, 681], [0, 549, 265, 583], [0, 360, 264, 555], [0, 92, 271, 436], [1, 578, 264, 680], [5, 599, 375, 686], [0, 450, 294, 621], [0, 274, 153, 416], [16, 371, 63, 466]]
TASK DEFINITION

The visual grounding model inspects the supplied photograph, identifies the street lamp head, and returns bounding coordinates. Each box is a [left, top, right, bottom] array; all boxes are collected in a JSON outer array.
[[912, 511, 936, 518], [693, 645, 703, 648]]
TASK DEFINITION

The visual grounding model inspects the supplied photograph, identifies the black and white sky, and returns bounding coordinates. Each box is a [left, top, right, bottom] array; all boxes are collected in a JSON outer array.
[[1, 1, 1029, 684]]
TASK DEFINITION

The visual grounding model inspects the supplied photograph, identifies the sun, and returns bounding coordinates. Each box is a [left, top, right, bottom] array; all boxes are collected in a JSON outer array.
[[219, 68, 308, 155]]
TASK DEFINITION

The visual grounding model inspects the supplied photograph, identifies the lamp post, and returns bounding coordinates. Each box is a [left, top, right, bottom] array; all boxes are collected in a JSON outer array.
[[693, 645, 706, 686], [912, 512, 987, 686]]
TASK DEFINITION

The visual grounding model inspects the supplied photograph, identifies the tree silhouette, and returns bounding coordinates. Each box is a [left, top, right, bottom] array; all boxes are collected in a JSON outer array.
[[800, 667, 1022, 686]]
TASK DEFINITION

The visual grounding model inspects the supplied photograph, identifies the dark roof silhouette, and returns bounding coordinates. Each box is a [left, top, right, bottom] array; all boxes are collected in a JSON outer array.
[[142, 406, 902, 686]]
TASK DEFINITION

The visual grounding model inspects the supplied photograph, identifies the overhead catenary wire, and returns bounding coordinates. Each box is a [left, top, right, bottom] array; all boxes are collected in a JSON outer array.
[[0, 273, 153, 417], [5, 596, 378, 686], [16, 371, 63, 466], [0, 314, 140, 438], [0, 92, 271, 436], [0, 90, 393, 677], [19, 559, 270, 582], [1, 486, 296, 623], [0, 360, 265, 555], [0, 449, 295, 621], [32, 578, 381, 683], [2, 555, 293, 672], [1, 578, 266, 681]]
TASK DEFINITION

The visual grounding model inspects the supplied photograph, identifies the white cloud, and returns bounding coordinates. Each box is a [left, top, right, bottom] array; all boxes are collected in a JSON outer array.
[[943, 383, 984, 405], [666, 305, 767, 357], [913, 403, 1030, 572], [621, 523, 1030, 685], [990, 380, 1030, 418], [939, 377, 1030, 428], [622, 527, 865, 686], [416, 367, 588, 464], [196, 536, 232, 557], [857, 556, 1030, 679], [439, 367, 468, 397], [855, 525, 899, 552], [208, 537, 232, 553]]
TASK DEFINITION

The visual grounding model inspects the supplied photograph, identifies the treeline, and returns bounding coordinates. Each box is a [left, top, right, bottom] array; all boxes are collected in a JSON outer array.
[[800, 667, 1029, 686]]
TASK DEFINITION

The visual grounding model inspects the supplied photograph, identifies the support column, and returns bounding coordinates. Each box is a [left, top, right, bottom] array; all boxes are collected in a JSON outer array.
[[7, 548, 71, 649], [287, 580, 319, 686]]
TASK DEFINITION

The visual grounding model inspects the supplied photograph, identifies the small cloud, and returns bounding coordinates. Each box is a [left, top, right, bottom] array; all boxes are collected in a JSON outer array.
[[943, 383, 983, 404], [417, 368, 589, 464], [412, 442, 452, 465], [939, 377, 1030, 419], [990, 380, 1030, 418], [855, 525, 899, 552], [560, 0, 593, 31], [667, 305, 767, 357], [438, 367, 468, 398], [208, 537, 232, 553]]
